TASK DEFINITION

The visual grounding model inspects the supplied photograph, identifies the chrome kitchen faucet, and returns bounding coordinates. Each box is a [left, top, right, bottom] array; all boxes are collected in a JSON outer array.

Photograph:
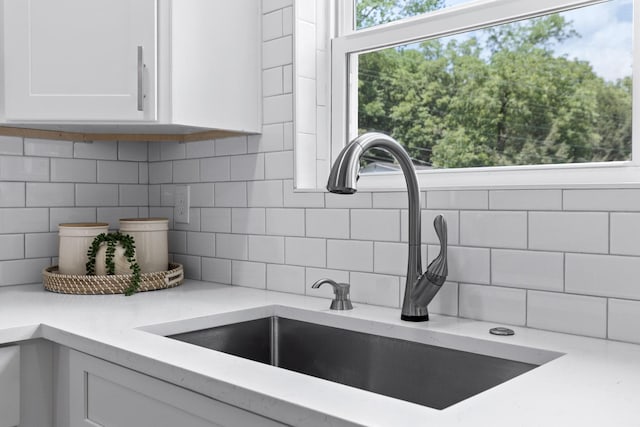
[[322, 132, 448, 321]]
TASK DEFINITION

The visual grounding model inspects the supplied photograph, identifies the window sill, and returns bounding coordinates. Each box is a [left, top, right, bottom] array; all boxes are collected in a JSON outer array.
[[348, 161, 640, 191]]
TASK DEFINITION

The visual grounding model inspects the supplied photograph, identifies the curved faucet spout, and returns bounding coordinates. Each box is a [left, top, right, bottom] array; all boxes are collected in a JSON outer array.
[[327, 132, 446, 321]]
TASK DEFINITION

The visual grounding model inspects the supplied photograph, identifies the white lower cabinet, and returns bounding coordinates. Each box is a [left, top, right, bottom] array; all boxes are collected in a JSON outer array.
[[0, 346, 20, 427], [63, 349, 285, 427]]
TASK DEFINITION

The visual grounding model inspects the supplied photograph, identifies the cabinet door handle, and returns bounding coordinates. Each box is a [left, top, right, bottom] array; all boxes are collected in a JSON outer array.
[[137, 46, 144, 111]]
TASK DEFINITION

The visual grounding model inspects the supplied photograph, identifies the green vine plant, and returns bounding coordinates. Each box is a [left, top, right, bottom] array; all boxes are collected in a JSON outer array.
[[86, 232, 141, 296]]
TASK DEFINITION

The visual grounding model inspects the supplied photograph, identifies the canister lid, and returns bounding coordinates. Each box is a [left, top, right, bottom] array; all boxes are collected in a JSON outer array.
[[119, 217, 169, 231]]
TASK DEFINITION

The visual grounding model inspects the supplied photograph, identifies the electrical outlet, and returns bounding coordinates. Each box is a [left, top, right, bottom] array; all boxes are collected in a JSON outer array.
[[174, 185, 190, 224]]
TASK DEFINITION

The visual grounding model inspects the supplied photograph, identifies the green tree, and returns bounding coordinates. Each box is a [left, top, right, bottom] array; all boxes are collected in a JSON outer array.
[[356, 3, 632, 169]]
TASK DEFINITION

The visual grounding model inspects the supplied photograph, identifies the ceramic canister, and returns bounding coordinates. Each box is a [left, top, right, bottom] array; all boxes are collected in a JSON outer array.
[[119, 218, 169, 273], [58, 223, 109, 275]]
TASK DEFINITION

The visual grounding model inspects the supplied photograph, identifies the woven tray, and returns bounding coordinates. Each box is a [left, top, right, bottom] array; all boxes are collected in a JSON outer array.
[[42, 263, 184, 295]]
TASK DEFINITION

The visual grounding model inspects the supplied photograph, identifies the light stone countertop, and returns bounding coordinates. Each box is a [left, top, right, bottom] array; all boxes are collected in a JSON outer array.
[[1, 280, 639, 427]]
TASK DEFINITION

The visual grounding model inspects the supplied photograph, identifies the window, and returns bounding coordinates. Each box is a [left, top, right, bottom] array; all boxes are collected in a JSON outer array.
[[330, 0, 639, 189]]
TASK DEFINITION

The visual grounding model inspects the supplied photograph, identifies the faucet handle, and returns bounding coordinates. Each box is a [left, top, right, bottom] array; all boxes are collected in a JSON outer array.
[[312, 279, 353, 310]]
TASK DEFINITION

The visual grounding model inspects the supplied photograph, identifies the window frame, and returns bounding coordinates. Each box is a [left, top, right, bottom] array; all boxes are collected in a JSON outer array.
[[329, 0, 640, 190]]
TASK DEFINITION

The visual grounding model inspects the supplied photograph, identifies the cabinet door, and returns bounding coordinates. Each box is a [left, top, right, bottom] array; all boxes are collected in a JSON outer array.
[[0, 346, 20, 427], [65, 349, 287, 427], [3, 0, 156, 121]]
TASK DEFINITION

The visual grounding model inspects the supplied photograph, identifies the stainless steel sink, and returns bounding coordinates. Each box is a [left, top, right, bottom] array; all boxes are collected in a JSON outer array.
[[168, 316, 539, 410]]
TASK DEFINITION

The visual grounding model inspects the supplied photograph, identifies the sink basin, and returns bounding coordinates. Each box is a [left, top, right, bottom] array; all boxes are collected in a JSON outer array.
[[167, 316, 542, 410]]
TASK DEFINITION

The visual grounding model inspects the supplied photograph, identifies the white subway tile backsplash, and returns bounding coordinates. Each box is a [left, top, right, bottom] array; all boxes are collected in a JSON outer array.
[[160, 184, 175, 207], [0, 156, 49, 182], [283, 122, 294, 150], [267, 264, 305, 294], [265, 151, 293, 180], [296, 77, 317, 134], [264, 94, 293, 124], [173, 159, 200, 183], [610, 213, 640, 256], [262, 36, 292, 69], [231, 154, 265, 181], [25, 232, 58, 258], [283, 64, 293, 93], [119, 185, 148, 206], [282, 7, 293, 36], [327, 240, 373, 272], [148, 185, 161, 206], [351, 210, 400, 242], [427, 190, 488, 210], [608, 299, 640, 344], [76, 184, 118, 206], [350, 272, 400, 308], [489, 189, 561, 211], [185, 140, 215, 159], [460, 211, 527, 249], [253, 124, 285, 153], [51, 158, 96, 182], [263, 9, 283, 41], [263, 66, 284, 97], [186, 232, 215, 257], [492, 249, 563, 291], [160, 142, 186, 161], [74, 141, 117, 160], [325, 192, 372, 209], [0, 235, 24, 260], [216, 136, 248, 156], [148, 161, 173, 184], [262, 0, 293, 14], [200, 157, 231, 182], [283, 180, 324, 208], [202, 257, 231, 284], [430, 245, 490, 284], [168, 230, 187, 254], [201, 208, 232, 233], [232, 208, 266, 235], [190, 184, 215, 208], [138, 163, 148, 184], [372, 192, 424, 209], [0, 136, 22, 155], [231, 260, 266, 288], [306, 209, 349, 239], [247, 180, 284, 207], [97, 161, 139, 184], [565, 253, 640, 300], [529, 212, 608, 254], [0, 183, 25, 207], [118, 142, 148, 161], [266, 208, 305, 236], [49, 208, 96, 231], [249, 235, 285, 263], [0, 258, 51, 286], [527, 291, 606, 338], [459, 284, 526, 325], [174, 208, 201, 232], [564, 189, 640, 211], [0, 208, 49, 233], [25, 139, 72, 158], [26, 183, 74, 207], [173, 254, 201, 280], [374, 242, 409, 276], [427, 282, 458, 317], [216, 234, 248, 260], [96, 207, 138, 229], [214, 182, 247, 207], [285, 237, 326, 267]]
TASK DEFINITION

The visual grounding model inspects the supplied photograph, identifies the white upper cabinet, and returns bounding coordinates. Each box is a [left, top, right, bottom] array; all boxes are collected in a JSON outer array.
[[0, 0, 260, 136], [3, 0, 157, 121]]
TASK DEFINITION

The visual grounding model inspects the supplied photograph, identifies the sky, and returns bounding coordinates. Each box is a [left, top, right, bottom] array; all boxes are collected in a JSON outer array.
[[442, 0, 634, 82]]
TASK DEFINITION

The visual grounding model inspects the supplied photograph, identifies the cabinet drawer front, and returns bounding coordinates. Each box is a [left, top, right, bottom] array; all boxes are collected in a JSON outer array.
[[0, 346, 20, 427], [67, 349, 287, 427]]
